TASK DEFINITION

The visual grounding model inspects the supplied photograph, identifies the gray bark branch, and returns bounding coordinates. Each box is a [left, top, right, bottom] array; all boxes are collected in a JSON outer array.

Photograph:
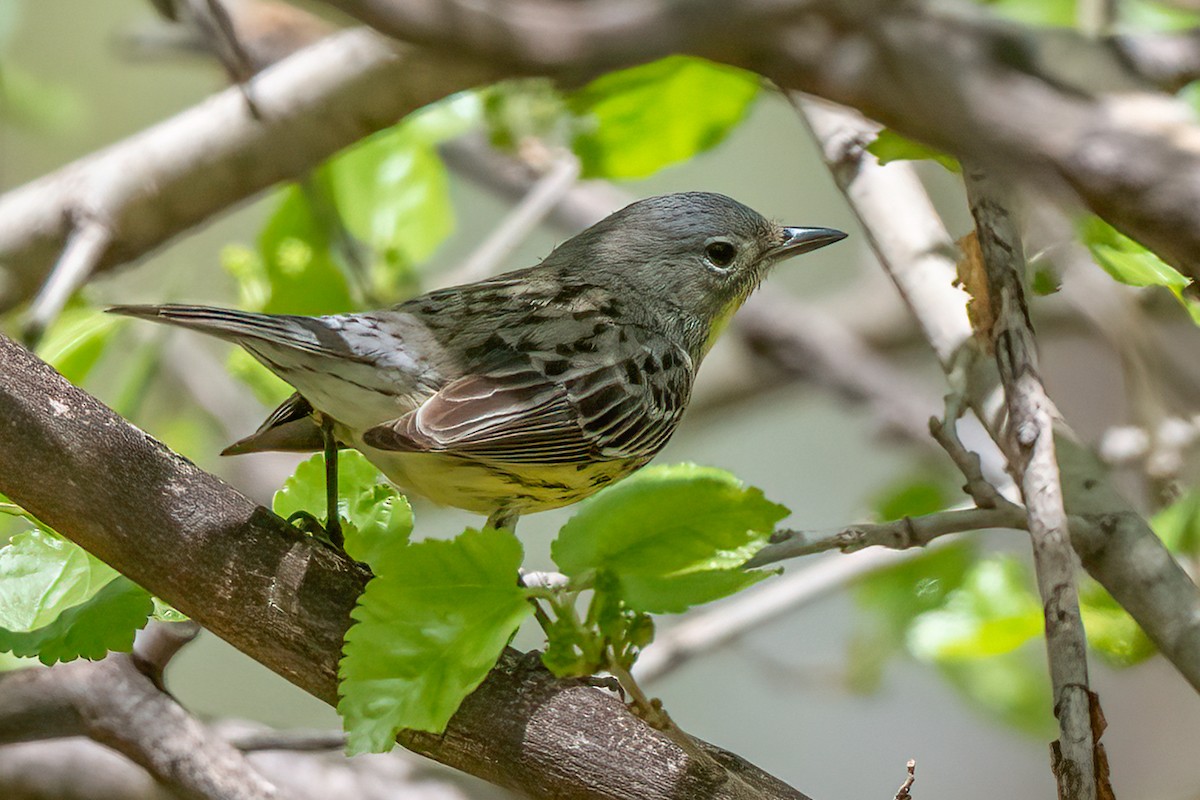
[[0, 27, 496, 312], [963, 168, 1097, 800], [0, 333, 811, 800]]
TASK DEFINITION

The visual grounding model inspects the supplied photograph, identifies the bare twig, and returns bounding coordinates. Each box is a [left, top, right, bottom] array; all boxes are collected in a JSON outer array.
[[965, 167, 1096, 800], [133, 619, 202, 686], [746, 507, 1021, 569], [21, 220, 112, 346], [892, 760, 916, 800]]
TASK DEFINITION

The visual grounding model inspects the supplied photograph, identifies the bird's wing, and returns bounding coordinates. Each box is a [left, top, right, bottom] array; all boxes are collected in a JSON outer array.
[[362, 344, 692, 465]]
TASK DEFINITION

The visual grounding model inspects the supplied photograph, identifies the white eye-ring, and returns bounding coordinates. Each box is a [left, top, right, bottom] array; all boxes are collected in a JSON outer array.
[[704, 239, 737, 269]]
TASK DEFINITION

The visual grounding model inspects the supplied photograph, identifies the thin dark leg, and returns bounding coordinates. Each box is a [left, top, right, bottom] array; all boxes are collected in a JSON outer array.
[[321, 415, 343, 548]]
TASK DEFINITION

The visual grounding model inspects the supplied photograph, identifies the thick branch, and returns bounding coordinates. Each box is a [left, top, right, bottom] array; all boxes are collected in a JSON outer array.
[[0, 655, 275, 800], [0, 334, 810, 800], [317, 0, 1200, 285], [0, 27, 496, 311]]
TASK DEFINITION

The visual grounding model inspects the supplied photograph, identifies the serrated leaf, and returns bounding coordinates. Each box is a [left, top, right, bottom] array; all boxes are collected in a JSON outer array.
[[569, 56, 759, 179], [618, 568, 772, 615], [338, 527, 532, 752], [273, 452, 412, 566], [907, 557, 1042, 661], [866, 129, 960, 172], [0, 528, 119, 631], [0, 577, 153, 665], [35, 308, 122, 385], [552, 464, 787, 613]]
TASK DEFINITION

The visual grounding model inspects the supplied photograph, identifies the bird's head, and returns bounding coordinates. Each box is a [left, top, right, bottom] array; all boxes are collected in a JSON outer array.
[[547, 191, 846, 356]]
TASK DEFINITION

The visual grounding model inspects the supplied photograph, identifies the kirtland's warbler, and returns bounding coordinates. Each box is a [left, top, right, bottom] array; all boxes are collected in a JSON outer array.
[[111, 192, 845, 542]]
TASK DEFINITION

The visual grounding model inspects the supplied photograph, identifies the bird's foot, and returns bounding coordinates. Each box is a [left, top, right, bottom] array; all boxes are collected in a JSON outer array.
[[287, 510, 344, 551]]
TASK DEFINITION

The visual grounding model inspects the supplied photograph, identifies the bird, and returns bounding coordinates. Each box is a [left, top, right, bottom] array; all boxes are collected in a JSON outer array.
[[110, 192, 845, 543]]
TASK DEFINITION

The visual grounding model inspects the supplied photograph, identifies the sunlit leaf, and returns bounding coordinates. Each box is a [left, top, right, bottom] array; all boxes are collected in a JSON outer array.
[[866, 129, 959, 172], [552, 464, 786, 613], [339, 527, 531, 751], [569, 56, 760, 179]]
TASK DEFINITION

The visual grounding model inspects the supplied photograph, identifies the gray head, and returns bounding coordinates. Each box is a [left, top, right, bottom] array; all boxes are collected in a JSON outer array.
[[543, 191, 845, 352]]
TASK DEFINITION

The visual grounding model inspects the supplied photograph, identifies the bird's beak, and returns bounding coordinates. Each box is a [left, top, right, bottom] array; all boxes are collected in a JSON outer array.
[[769, 226, 848, 260]]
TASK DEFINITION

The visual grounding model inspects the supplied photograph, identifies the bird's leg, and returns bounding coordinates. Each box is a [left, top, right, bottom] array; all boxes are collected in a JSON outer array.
[[486, 509, 519, 532], [285, 413, 343, 550], [320, 414, 343, 549]]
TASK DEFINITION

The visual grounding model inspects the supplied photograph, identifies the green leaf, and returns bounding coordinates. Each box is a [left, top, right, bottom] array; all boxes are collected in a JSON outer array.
[[1151, 490, 1200, 555], [1078, 216, 1200, 325], [35, 308, 123, 385], [978, 0, 1076, 28], [866, 129, 960, 172], [907, 557, 1042, 662], [0, 527, 119, 632], [255, 185, 357, 315], [871, 474, 954, 522], [937, 643, 1056, 737], [847, 543, 974, 692], [0, 577, 153, 665], [273, 452, 412, 566], [339, 527, 532, 751], [0, 63, 85, 133], [569, 56, 760, 180], [1080, 215, 1189, 291], [552, 464, 787, 613], [1079, 577, 1155, 667]]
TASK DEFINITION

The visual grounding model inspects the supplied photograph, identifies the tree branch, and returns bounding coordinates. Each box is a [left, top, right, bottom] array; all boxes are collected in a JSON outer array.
[[321, 0, 1200, 284], [0, 655, 275, 800], [796, 99, 1200, 695], [964, 168, 1098, 800], [0, 333, 811, 800], [0, 27, 497, 312], [746, 507, 1022, 569]]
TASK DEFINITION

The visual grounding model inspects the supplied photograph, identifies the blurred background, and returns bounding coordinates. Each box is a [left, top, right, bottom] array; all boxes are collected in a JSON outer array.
[[4, 1, 1200, 798]]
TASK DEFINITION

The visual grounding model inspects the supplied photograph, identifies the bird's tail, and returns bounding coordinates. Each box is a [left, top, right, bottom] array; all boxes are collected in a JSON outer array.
[[107, 304, 360, 360]]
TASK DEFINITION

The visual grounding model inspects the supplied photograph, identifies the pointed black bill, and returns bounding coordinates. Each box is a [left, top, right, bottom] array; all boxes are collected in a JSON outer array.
[[769, 226, 847, 259]]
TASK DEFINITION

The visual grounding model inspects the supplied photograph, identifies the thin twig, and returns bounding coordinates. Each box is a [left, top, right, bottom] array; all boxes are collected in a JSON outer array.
[[893, 760, 916, 800], [746, 507, 1022, 569], [964, 166, 1097, 800], [21, 219, 112, 347]]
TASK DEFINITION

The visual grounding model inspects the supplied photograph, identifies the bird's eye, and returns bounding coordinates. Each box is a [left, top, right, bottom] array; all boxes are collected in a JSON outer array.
[[705, 241, 737, 268]]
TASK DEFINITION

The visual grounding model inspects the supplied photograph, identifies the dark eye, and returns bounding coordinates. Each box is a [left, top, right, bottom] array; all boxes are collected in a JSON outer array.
[[705, 241, 737, 268]]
